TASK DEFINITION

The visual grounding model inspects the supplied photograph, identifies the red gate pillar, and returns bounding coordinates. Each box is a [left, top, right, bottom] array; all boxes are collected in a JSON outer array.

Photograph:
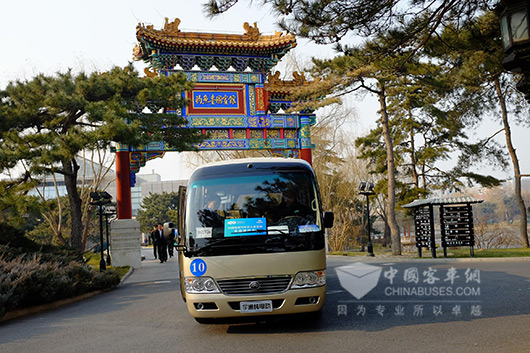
[[299, 115, 313, 166], [116, 150, 132, 219], [300, 148, 312, 166]]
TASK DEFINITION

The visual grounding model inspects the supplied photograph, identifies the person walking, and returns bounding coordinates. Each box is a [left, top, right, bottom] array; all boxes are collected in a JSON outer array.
[[150, 225, 158, 260], [167, 228, 175, 258], [157, 223, 168, 263]]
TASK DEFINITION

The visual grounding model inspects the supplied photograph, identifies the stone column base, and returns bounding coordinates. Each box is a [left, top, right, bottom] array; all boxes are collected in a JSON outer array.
[[110, 219, 141, 269]]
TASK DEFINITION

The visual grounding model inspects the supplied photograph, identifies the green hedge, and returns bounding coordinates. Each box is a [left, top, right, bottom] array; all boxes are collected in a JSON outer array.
[[0, 222, 120, 318]]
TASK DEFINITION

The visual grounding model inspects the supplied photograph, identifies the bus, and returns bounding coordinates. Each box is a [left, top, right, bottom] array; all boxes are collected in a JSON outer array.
[[175, 158, 333, 323]]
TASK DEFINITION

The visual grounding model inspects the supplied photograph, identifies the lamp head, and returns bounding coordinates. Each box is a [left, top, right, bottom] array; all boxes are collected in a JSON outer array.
[[90, 191, 113, 204], [99, 191, 112, 201], [499, 0, 530, 53], [358, 182, 367, 192], [358, 181, 375, 194]]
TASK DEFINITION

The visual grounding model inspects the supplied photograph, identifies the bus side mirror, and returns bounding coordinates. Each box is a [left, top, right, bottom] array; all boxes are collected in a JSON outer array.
[[175, 244, 186, 251], [324, 211, 334, 228]]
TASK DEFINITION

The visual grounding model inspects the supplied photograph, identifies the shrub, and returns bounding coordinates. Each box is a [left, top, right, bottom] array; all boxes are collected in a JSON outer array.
[[0, 222, 83, 264], [0, 223, 40, 251], [0, 222, 121, 318], [0, 254, 120, 319]]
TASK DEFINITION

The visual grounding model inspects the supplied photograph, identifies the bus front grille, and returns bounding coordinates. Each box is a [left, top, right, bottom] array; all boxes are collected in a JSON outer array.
[[217, 276, 292, 295]]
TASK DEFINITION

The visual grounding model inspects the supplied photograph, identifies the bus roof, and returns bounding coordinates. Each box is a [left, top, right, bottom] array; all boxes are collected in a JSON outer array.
[[190, 158, 314, 178]]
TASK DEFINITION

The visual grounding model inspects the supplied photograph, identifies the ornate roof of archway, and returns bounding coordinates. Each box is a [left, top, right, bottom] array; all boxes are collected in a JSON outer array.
[[264, 71, 317, 95], [134, 18, 297, 73]]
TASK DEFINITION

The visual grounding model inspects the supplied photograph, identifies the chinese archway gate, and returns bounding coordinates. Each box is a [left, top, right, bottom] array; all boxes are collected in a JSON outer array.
[[115, 18, 316, 219]]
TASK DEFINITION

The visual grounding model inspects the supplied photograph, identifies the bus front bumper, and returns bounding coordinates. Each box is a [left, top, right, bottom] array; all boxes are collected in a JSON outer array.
[[186, 285, 326, 319]]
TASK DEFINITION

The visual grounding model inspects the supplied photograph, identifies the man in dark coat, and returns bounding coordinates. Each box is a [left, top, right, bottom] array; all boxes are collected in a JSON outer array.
[[157, 223, 168, 263], [167, 228, 175, 258], [149, 225, 158, 260]]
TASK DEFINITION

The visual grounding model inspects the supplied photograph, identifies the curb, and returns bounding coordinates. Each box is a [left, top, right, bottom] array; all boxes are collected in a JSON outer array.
[[119, 266, 134, 286], [0, 290, 106, 324]]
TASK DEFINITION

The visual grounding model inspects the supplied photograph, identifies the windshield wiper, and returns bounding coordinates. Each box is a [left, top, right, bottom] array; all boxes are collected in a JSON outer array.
[[252, 229, 306, 247]]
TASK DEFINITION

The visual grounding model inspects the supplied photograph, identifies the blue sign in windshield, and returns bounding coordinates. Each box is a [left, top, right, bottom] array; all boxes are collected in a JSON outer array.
[[224, 217, 266, 237]]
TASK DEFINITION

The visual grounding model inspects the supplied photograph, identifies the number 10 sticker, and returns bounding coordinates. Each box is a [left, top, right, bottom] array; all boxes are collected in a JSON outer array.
[[190, 259, 207, 276]]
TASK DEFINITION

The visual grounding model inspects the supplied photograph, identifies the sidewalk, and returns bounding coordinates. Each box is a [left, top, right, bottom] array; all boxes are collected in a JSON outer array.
[[122, 247, 180, 285]]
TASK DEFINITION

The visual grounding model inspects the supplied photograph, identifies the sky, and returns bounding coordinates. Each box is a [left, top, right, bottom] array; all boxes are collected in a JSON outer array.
[[1, 0, 528, 183]]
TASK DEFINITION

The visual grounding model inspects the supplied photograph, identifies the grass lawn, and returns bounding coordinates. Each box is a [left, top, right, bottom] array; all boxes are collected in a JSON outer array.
[[447, 247, 530, 258], [330, 246, 530, 258], [83, 251, 130, 278]]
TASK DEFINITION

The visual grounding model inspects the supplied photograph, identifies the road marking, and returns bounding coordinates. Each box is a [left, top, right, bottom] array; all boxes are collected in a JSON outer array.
[[327, 290, 344, 295]]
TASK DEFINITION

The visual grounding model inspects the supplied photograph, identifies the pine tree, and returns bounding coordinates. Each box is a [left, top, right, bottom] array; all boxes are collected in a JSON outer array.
[[136, 192, 180, 234], [204, 1, 495, 45], [301, 35, 417, 255], [425, 12, 530, 247], [0, 65, 203, 251]]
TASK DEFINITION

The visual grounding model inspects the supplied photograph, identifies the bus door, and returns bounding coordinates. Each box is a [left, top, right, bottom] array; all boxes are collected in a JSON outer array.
[[177, 185, 187, 301]]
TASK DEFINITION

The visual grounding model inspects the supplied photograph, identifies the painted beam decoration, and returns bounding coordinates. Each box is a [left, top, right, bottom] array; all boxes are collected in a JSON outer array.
[[187, 84, 246, 115], [128, 18, 317, 178]]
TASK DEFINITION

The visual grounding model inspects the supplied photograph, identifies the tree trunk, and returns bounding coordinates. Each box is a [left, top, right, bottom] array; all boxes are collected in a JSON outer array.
[[63, 158, 84, 251], [378, 85, 401, 255], [408, 107, 419, 188], [421, 163, 427, 189], [494, 77, 529, 248]]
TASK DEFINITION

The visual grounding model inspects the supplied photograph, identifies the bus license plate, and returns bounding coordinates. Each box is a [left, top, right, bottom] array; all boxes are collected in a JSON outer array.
[[240, 300, 273, 313]]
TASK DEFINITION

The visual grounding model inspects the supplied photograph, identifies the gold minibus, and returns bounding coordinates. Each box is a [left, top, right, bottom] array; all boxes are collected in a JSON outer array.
[[175, 158, 333, 323]]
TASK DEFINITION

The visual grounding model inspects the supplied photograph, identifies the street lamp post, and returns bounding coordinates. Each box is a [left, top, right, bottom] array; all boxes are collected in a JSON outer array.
[[498, 0, 530, 100], [104, 205, 116, 266], [359, 182, 375, 257], [90, 191, 113, 271], [104, 212, 110, 266]]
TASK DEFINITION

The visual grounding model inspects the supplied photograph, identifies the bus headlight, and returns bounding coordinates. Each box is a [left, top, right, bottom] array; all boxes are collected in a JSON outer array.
[[291, 270, 326, 289], [185, 277, 220, 294]]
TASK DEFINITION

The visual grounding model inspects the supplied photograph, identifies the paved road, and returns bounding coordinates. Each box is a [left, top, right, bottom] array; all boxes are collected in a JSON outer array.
[[0, 249, 529, 353]]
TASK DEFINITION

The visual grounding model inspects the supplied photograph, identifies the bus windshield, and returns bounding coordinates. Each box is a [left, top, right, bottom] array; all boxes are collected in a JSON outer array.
[[185, 170, 325, 256]]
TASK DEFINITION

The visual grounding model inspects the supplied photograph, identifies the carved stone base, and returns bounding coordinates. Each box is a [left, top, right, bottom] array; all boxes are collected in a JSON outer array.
[[110, 219, 142, 269]]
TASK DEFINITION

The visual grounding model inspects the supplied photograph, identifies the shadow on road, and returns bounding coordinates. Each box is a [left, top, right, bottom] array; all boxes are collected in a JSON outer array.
[[220, 258, 530, 334]]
